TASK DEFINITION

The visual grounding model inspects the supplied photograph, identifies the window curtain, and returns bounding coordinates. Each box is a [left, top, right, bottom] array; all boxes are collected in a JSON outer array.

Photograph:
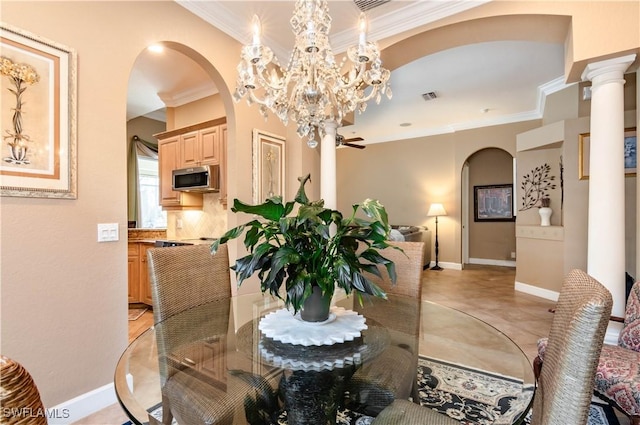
[[127, 135, 158, 226]]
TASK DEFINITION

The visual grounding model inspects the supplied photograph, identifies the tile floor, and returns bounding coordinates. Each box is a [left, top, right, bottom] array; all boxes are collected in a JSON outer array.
[[74, 265, 630, 424]]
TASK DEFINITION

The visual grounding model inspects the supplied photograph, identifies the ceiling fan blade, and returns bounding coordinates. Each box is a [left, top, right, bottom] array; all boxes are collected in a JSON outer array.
[[343, 137, 364, 143], [343, 142, 366, 149]]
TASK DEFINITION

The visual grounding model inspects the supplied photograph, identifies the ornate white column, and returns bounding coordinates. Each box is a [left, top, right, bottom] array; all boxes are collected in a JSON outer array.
[[321, 121, 338, 209], [582, 54, 635, 324]]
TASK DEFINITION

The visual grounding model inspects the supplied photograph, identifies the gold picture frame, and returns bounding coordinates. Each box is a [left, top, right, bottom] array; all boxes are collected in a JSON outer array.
[[252, 129, 285, 204], [579, 128, 637, 180], [0, 24, 78, 198]]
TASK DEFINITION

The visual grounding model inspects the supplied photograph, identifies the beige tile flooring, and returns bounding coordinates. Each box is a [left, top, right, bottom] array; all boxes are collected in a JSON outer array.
[[74, 265, 629, 424]]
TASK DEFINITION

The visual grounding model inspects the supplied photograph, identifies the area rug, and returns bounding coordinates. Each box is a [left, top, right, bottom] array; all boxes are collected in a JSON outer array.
[[128, 307, 147, 321], [139, 355, 621, 425], [415, 356, 619, 425]]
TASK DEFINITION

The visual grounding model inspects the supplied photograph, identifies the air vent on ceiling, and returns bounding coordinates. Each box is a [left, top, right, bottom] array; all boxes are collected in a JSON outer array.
[[353, 0, 390, 12], [422, 92, 438, 101]]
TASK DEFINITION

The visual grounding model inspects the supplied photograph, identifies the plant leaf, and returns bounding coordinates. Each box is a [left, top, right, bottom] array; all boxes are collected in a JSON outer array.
[[210, 224, 247, 254], [359, 198, 389, 228], [294, 174, 312, 205], [232, 198, 285, 221]]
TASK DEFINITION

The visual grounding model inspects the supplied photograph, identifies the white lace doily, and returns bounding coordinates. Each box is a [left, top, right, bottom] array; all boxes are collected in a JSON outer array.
[[258, 307, 367, 346]]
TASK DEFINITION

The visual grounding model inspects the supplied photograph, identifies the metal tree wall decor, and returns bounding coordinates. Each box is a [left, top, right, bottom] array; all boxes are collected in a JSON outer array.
[[519, 162, 557, 211]]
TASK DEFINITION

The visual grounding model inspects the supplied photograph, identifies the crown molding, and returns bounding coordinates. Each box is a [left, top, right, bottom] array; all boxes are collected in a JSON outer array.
[[177, 0, 489, 57], [158, 83, 218, 107]]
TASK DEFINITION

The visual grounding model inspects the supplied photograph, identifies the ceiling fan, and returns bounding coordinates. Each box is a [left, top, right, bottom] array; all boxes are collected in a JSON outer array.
[[335, 134, 365, 149]]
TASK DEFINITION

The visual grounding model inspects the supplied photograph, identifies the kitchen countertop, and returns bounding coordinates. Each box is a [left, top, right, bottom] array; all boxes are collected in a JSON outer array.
[[128, 229, 166, 242]]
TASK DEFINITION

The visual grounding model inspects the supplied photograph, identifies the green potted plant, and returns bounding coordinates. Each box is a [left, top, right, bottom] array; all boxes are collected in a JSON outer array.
[[211, 174, 398, 322]]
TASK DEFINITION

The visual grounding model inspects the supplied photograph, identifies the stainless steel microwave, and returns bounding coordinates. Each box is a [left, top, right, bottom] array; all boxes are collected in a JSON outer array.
[[172, 165, 219, 192]]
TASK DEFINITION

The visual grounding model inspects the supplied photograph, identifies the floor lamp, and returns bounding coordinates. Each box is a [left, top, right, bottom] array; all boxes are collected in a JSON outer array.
[[427, 203, 447, 271]]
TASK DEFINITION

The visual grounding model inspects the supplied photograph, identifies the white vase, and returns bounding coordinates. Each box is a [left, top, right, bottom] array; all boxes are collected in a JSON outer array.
[[539, 207, 552, 227]]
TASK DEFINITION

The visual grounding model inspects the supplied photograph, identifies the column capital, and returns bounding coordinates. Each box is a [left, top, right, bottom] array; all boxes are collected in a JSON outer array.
[[581, 54, 636, 83]]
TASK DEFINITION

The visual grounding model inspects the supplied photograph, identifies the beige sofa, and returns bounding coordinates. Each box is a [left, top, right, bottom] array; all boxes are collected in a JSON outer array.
[[390, 226, 432, 269]]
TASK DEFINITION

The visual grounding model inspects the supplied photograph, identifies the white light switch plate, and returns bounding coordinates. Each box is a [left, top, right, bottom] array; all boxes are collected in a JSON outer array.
[[97, 223, 119, 242]]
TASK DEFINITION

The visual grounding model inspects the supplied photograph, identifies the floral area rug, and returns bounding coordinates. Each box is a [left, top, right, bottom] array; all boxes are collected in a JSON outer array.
[[418, 356, 533, 424], [139, 355, 621, 425], [417, 356, 619, 425]]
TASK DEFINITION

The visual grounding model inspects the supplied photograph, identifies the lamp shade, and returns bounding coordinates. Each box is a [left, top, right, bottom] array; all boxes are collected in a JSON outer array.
[[427, 203, 447, 217]]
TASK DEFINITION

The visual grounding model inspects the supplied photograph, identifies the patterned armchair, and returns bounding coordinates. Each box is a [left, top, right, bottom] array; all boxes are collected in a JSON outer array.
[[594, 281, 640, 425], [536, 280, 640, 425]]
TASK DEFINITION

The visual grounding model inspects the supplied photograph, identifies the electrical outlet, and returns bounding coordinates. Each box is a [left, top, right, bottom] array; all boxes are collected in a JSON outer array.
[[97, 223, 119, 242], [510, 251, 516, 259]]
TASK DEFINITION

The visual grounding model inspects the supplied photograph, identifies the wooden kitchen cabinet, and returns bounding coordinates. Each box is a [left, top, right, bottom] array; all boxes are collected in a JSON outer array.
[[139, 243, 154, 305], [219, 123, 227, 207], [127, 243, 140, 303], [155, 118, 227, 210], [157, 135, 203, 210], [128, 242, 155, 306], [181, 126, 221, 167]]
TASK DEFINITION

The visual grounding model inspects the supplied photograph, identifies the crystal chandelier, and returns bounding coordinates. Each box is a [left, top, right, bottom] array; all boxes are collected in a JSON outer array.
[[233, 0, 392, 148]]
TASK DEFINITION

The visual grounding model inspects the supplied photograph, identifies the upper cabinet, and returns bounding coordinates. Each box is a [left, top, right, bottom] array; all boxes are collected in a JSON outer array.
[[181, 125, 221, 167], [155, 118, 227, 210]]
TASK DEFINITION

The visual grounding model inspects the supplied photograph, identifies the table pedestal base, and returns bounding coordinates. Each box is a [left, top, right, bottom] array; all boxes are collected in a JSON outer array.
[[279, 366, 356, 425]]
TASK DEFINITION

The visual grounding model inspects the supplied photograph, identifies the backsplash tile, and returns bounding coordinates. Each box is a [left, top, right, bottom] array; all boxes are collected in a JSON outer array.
[[169, 193, 227, 240]]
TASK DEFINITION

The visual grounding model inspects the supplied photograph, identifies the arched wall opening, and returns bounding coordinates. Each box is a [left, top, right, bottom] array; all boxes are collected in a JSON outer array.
[[462, 148, 516, 268]]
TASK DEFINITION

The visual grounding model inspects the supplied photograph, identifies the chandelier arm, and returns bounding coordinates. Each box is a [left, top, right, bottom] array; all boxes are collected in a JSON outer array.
[[354, 86, 383, 104], [334, 63, 367, 90], [254, 68, 287, 92], [247, 89, 271, 107]]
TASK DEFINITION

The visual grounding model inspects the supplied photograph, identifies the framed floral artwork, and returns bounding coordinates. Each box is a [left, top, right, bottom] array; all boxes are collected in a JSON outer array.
[[0, 24, 77, 198], [252, 129, 285, 204], [579, 128, 636, 180]]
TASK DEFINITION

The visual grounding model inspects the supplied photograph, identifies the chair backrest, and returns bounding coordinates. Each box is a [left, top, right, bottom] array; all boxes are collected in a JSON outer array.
[[531, 269, 612, 425], [364, 241, 425, 298], [0, 355, 48, 425], [147, 244, 231, 324], [619, 280, 640, 352]]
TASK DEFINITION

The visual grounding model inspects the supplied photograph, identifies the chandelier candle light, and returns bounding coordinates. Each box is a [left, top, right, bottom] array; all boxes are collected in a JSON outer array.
[[234, 0, 392, 147]]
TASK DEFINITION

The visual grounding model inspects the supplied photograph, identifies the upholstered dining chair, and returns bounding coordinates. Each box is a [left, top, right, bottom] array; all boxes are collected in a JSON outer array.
[[531, 269, 613, 425], [147, 243, 231, 323], [0, 355, 48, 425], [147, 244, 237, 425], [346, 241, 425, 416], [592, 280, 640, 425], [363, 240, 425, 298]]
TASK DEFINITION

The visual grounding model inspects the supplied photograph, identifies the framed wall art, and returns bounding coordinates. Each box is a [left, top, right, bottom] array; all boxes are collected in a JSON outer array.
[[0, 24, 78, 198], [579, 128, 636, 180], [474, 184, 515, 222], [252, 129, 285, 204]]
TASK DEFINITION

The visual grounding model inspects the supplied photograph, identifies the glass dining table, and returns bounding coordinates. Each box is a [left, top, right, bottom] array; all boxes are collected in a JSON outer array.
[[115, 292, 535, 425]]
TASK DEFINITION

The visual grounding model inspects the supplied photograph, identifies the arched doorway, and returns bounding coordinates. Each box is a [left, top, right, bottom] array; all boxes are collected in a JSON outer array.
[[125, 42, 231, 323], [461, 148, 516, 268]]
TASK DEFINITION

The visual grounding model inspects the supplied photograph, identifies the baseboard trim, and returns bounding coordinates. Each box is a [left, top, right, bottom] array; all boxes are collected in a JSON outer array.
[[47, 382, 118, 424], [514, 280, 559, 301], [426, 261, 462, 271], [468, 258, 516, 268]]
